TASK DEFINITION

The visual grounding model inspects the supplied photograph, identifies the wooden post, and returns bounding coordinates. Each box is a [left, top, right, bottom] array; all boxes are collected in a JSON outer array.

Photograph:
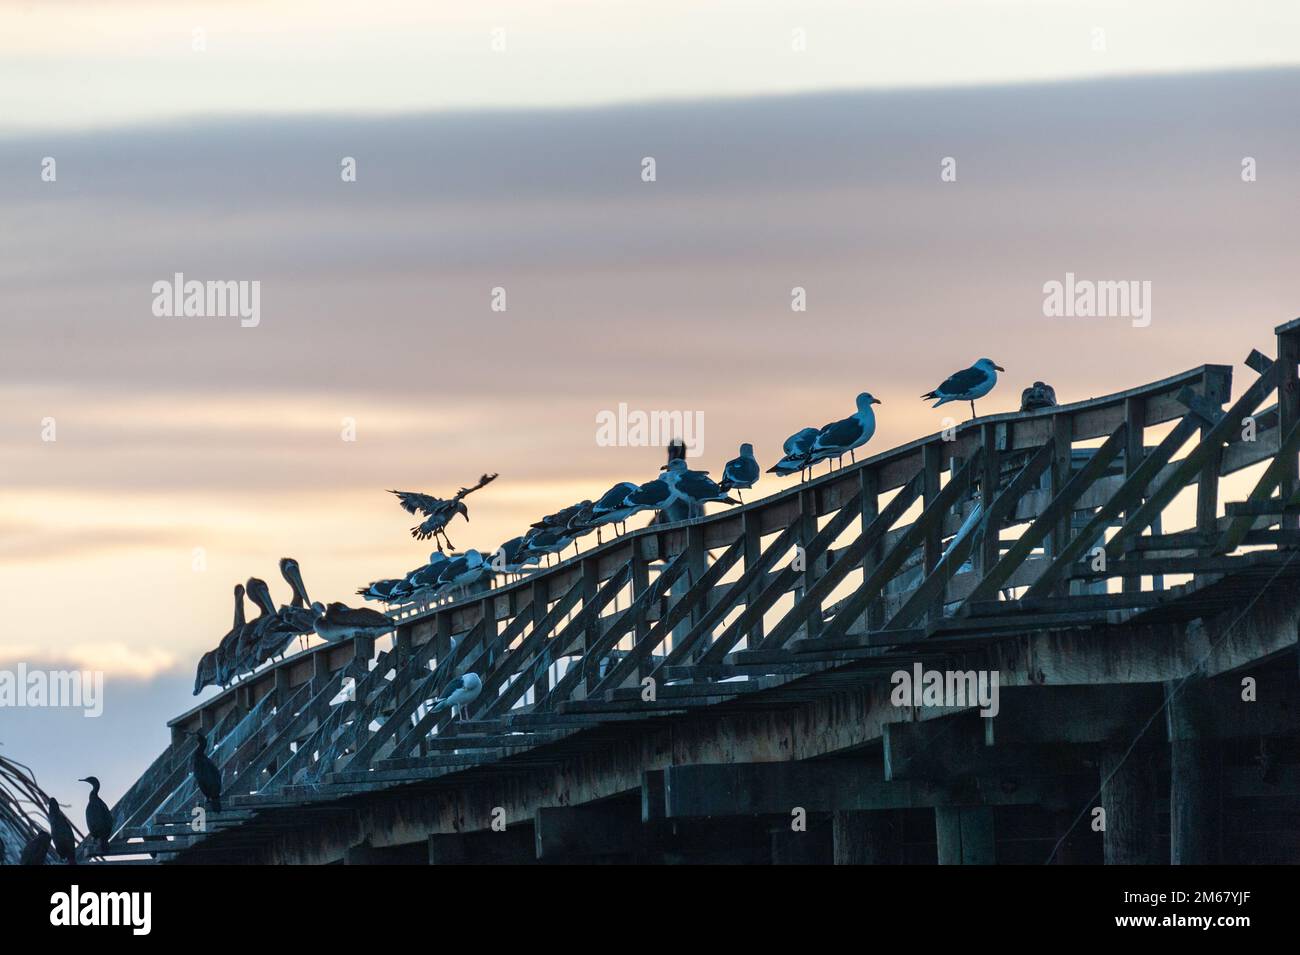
[[1050, 413, 1074, 597], [1099, 737, 1161, 864], [1277, 325, 1300, 529], [859, 468, 885, 631], [1122, 396, 1146, 593], [935, 806, 995, 864], [921, 443, 942, 577], [1166, 678, 1223, 864], [977, 423, 1001, 578], [797, 488, 822, 639], [833, 810, 901, 864], [741, 511, 766, 647], [530, 577, 550, 702]]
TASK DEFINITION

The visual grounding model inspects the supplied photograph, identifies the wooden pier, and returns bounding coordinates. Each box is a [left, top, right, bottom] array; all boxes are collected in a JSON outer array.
[[97, 320, 1300, 864]]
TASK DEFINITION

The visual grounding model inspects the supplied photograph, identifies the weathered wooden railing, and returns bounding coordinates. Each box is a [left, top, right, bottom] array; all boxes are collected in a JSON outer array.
[[96, 318, 1300, 857]]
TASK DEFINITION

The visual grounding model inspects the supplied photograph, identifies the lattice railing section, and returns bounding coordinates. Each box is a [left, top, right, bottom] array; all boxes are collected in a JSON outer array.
[[98, 320, 1300, 858]]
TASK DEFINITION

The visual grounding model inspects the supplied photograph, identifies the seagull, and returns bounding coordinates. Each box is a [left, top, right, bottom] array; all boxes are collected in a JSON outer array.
[[430, 672, 483, 722], [190, 733, 222, 813], [622, 474, 676, 518], [436, 549, 491, 598], [518, 528, 575, 567], [48, 798, 76, 865], [660, 458, 741, 516], [389, 473, 498, 549], [492, 535, 537, 580], [356, 578, 404, 602], [720, 443, 760, 502], [589, 481, 641, 541], [406, 552, 452, 599], [922, 358, 1004, 419], [311, 601, 394, 643], [767, 427, 820, 480], [79, 776, 114, 855], [808, 393, 881, 470], [20, 830, 50, 866], [1020, 380, 1057, 412]]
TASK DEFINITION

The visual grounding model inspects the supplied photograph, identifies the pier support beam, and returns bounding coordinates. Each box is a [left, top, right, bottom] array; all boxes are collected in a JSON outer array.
[[1167, 678, 1223, 864], [935, 806, 994, 864], [428, 825, 537, 865], [1099, 736, 1161, 865], [832, 810, 901, 865]]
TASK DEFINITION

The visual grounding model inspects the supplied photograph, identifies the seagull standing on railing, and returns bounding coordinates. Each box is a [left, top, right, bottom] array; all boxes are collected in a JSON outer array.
[[720, 443, 760, 502], [356, 578, 404, 603], [808, 392, 880, 471], [922, 358, 1004, 419], [589, 481, 641, 541], [430, 672, 483, 722], [660, 458, 741, 517], [389, 473, 498, 550], [768, 427, 820, 481], [436, 549, 491, 599], [311, 601, 395, 643]]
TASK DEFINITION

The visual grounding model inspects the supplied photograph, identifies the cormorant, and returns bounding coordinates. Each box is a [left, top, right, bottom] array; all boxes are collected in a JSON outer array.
[[190, 732, 223, 813], [80, 775, 114, 853], [48, 798, 77, 865]]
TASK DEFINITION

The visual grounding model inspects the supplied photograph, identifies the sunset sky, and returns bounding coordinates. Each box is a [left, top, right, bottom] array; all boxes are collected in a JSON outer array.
[[3, 1, 1299, 801]]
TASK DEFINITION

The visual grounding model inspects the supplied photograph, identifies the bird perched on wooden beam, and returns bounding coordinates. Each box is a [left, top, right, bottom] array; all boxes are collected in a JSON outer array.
[[47, 798, 77, 865], [922, 359, 1004, 419], [190, 733, 222, 814], [79, 776, 114, 855], [389, 473, 498, 549]]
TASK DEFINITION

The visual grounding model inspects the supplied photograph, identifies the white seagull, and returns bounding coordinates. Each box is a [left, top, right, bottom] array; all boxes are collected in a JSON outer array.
[[922, 358, 1004, 419], [767, 427, 820, 480], [719, 443, 760, 502], [430, 672, 483, 721], [311, 601, 395, 643], [808, 392, 881, 470]]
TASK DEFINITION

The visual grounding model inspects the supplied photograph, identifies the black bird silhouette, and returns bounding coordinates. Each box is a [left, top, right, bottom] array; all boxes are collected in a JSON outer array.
[[20, 830, 51, 865], [80, 776, 114, 854], [190, 733, 222, 813], [48, 798, 77, 865], [389, 473, 498, 548]]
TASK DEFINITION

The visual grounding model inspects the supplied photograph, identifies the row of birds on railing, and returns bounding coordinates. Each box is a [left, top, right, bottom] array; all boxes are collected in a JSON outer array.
[[192, 358, 1013, 693], [353, 359, 1007, 605], [193, 557, 394, 693]]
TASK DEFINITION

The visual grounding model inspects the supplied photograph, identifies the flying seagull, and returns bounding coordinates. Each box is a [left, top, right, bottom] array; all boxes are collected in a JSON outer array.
[[808, 392, 881, 470], [389, 473, 498, 549], [720, 443, 760, 501], [79, 776, 114, 855], [767, 427, 820, 480], [430, 672, 483, 722], [922, 358, 1004, 419]]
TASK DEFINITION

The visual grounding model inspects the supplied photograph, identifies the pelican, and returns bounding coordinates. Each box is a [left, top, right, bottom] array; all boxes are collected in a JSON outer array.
[[808, 392, 880, 470], [311, 601, 395, 643], [209, 583, 246, 690], [922, 358, 1004, 419], [767, 427, 820, 480], [277, 557, 318, 642], [190, 732, 222, 813], [48, 798, 76, 865], [237, 577, 281, 672], [389, 472, 497, 549], [430, 672, 482, 722], [192, 650, 219, 697], [720, 443, 760, 502], [79, 776, 114, 854]]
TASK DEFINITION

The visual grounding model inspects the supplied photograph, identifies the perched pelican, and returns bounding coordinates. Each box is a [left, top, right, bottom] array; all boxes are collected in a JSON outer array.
[[767, 427, 820, 480], [236, 577, 279, 666], [389, 472, 498, 549], [20, 830, 50, 866], [922, 358, 1004, 419], [430, 672, 483, 721], [277, 557, 318, 637], [48, 798, 76, 865], [210, 583, 246, 689], [589, 481, 641, 541], [190, 733, 222, 813], [192, 650, 219, 697], [79, 776, 114, 854], [808, 392, 880, 469], [720, 443, 760, 501], [311, 601, 394, 643]]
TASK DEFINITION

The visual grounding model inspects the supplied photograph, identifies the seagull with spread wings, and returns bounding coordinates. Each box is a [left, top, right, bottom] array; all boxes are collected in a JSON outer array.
[[388, 473, 498, 549]]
